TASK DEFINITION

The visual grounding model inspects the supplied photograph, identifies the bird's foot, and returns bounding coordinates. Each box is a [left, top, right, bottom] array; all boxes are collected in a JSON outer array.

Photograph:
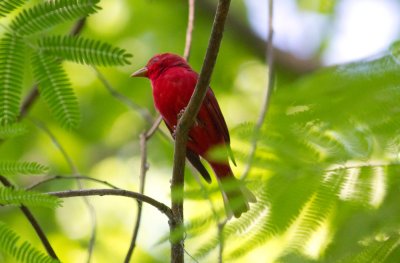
[[177, 108, 186, 121], [172, 125, 177, 138]]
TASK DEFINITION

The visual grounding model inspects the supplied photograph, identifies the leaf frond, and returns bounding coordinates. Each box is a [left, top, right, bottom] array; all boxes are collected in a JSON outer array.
[[0, 33, 25, 125], [0, 123, 28, 139], [32, 52, 80, 129], [0, 161, 49, 177], [38, 35, 132, 66], [10, 0, 100, 35], [0, 0, 26, 17], [0, 187, 61, 209], [0, 221, 59, 263]]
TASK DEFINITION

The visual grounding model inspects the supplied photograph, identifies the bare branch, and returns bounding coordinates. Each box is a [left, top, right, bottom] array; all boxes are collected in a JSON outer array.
[[47, 189, 174, 221], [171, 0, 231, 262], [184, 0, 196, 61], [0, 176, 59, 260], [26, 175, 120, 191], [93, 67, 154, 124], [146, 115, 163, 138], [242, 0, 274, 180]]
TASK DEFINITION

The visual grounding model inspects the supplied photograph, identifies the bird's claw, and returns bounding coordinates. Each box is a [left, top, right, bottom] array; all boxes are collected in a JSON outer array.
[[172, 125, 177, 138], [177, 108, 186, 121]]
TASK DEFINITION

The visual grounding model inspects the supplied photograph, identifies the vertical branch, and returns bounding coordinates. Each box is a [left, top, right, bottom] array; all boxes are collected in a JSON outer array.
[[242, 0, 275, 180], [218, 219, 227, 263], [170, 0, 231, 262], [124, 116, 162, 263], [0, 176, 59, 260], [184, 0, 196, 61]]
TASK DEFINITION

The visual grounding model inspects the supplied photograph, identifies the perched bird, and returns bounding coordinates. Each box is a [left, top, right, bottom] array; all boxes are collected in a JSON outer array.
[[131, 53, 255, 218]]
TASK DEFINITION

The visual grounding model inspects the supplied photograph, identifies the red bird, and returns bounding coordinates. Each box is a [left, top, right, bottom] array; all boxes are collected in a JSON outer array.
[[131, 53, 255, 218]]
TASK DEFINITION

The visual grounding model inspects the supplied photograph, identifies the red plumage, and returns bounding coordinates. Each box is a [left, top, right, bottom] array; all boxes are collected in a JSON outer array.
[[131, 53, 255, 218]]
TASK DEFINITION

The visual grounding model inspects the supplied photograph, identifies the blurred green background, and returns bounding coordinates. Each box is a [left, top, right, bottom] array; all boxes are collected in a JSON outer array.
[[2, 0, 400, 262]]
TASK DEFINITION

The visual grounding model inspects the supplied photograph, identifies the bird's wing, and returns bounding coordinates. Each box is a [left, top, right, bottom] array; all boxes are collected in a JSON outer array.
[[164, 120, 212, 183], [204, 89, 236, 166]]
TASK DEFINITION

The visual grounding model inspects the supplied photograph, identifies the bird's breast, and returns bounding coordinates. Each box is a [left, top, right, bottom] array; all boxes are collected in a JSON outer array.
[[151, 70, 196, 126]]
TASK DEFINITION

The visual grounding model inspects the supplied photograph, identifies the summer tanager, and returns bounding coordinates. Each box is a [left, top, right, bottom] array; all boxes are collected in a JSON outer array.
[[131, 53, 255, 218]]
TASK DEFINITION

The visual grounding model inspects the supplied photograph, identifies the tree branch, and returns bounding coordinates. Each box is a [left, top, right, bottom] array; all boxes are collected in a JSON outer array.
[[242, 0, 274, 180], [26, 175, 120, 191], [184, 0, 196, 61], [0, 176, 59, 260], [124, 116, 162, 262], [47, 189, 174, 221], [171, 0, 231, 262]]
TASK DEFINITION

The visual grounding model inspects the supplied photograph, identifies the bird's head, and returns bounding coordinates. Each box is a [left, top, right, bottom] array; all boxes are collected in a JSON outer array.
[[131, 53, 188, 80]]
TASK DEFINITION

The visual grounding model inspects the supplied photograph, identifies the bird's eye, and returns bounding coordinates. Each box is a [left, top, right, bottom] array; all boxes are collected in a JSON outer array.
[[151, 57, 160, 63]]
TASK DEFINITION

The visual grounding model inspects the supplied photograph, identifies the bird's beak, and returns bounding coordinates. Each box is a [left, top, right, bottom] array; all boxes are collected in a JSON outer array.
[[130, 67, 148, 78]]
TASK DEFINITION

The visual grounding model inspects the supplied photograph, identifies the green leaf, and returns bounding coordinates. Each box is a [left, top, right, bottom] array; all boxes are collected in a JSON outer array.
[[0, 123, 28, 139], [32, 52, 80, 129], [38, 35, 132, 66], [0, 221, 59, 263], [0, 0, 26, 17], [0, 33, 25, 125], [0, 161, 49, 176], [10, 0, 100, 35], [0, 187, 62, 209]]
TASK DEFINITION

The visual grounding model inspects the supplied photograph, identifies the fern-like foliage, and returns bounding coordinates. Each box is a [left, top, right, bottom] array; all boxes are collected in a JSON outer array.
[[32, 52, 80, 129], [0, 0, 26, 17], [339, 233, 400, 263], [0, 161, 49, 177], [10, 0, 100, 35], [0, 33, 25, 125], [38, 36, 132, 66], [0, 187, 61, 209], [0, 221, 59, 263], [186, 52, 400, 262], [0, 123, 28, 139]]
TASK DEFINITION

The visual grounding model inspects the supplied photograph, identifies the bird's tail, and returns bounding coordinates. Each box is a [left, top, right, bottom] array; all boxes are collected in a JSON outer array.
[[211, 163, 256, 218]]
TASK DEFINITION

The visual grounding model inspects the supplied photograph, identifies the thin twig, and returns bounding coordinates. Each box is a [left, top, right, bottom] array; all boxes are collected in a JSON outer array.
[[0, 176, 59, 260], [146, 115, 163, 138], [184, 0, 196, 61], [171, 0, 231, 262], [47, 189, 174, 221], [124, 115, 163, 262], [26, 175, 120, 191], [241, 0, 274, 180], [30, 118, 97, 263], [218, 219, 227, 263], [93, 67, 154, 124], [124, 134, 147, 263]]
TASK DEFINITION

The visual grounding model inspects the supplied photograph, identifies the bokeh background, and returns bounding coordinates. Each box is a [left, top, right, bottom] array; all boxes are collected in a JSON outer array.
[[2, 0, 400, 262]]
